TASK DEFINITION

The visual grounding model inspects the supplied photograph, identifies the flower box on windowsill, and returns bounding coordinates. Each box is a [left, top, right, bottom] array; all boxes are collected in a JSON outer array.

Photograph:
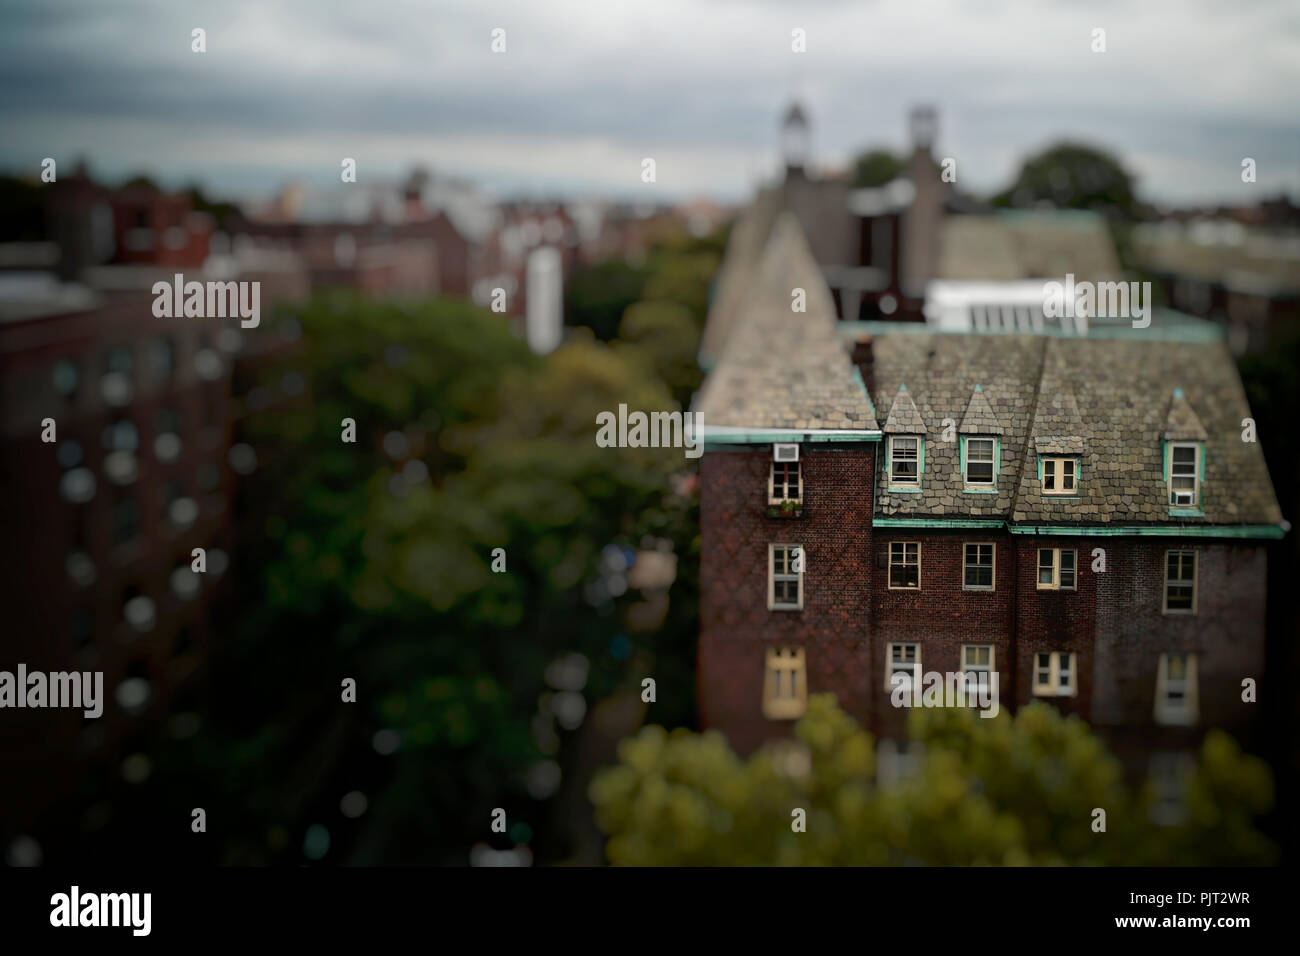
[[765, 501, 804, 518]]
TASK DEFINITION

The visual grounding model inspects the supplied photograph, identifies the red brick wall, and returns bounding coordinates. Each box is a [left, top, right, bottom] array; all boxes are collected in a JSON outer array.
[[700, 448, 1268, 756], [1013, 537, 1099, 721], [868, 531, 1015, 735], [698, 445, 874, 755], [1091, 541, 1266, 743]]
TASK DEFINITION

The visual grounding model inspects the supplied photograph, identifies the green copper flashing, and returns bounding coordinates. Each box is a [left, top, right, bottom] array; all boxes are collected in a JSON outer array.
[[869, 518, 1285, 538], [702, 430, 881, 449], [874, 517, 1004, 529], [1007, 524, 1285, 539]]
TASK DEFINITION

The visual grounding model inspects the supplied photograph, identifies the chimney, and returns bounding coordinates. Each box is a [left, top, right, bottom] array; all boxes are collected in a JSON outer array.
[[852, 334, 875, 398], [908, 106, 937, 158], [900, 106, 946, 300]]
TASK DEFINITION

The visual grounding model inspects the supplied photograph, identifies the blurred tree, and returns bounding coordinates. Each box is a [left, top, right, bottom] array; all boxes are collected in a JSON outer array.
[[590, 695, 1275, 865], [121, 174, 162, 191], [853, 149, 905, 188], [641, 241, 722, 324], [187, 184, 243, 231], [57, 226, 717, 867], [565, 259, 651, 340], [159, 288, 701, 866], [991, 142, 1143, 220], [615, 300, 702, 408]]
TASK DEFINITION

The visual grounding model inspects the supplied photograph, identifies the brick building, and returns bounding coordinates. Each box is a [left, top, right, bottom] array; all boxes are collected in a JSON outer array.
[[0, 184, 310, 844], [695, 212, 1285, 775], [699, 103, 1125, 367]]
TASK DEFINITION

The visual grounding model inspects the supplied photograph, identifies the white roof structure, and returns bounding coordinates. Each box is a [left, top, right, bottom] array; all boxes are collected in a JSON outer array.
[[923, 279, 1089, 336]]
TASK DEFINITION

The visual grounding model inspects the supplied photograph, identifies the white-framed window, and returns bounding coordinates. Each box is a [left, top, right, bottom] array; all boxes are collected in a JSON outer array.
[[768, 543, 804, 610], [1163, 550, 1196, 614], [769, 460, 802, 504], [962, 644, 994, 696], [965, 437, 996, 486], [887, 642, 920, 692], [963, 542, 995, 590], [1036, 548, 1077, 590], [1168, 443, 1200, 507], [1042, 457, 1077, 495], [1032, 651, 1076, 697], [889, 435, 920, 485], [1154, 652, 1198, 725], [888, 541, 920, 589], [762, 646, 807, 720]]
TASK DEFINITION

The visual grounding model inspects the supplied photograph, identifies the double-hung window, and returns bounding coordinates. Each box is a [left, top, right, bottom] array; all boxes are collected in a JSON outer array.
[[962, 644, 994, 697], [769, 544, 804, 610], [888, 541, 920, 589], [1168, 443, 1200, 507], [889, 436, 920, 486], [1033, 651, 1076, 697], [1037, 548, 1076, 590], [965, 437, 996, 486], [763, 647, 807, 719], [1163, 551, 1196, 614], [887, 642, 920, 693], [963, 543, 994, 590]]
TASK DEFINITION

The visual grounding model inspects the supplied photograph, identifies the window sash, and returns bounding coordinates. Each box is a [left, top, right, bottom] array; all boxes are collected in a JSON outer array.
[[1033, 652, 1076, 696], [887, 643, 920, 691], [1169, 444, 1200, 505], [1059, 549, 1076, 589], [888, 541, 920, 589], [1042, 457, 1076, 495], [963, 543, 994, 589], [890, 437, 919, 484], [966, 438, 995, 485], [770, 461, 801, 503], [764, 647, 807, 719], [1163, 551, 1196, 613], [770, 544, 803, 609], [962, 644, 993, 694], [1036, 549, 1076, 590]]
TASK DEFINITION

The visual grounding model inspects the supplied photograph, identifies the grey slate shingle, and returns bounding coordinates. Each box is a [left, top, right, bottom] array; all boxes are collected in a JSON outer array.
[[694, 212, 879, 432], [959, 384, 1005, 435], [873, 332, 1282, 527]]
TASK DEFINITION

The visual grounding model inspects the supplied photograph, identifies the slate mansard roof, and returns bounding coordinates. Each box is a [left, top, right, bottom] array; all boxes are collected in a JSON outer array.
[[695, 212, 879, 434], [872, 333, 1283, 529], [698, 212, 1282, 533]]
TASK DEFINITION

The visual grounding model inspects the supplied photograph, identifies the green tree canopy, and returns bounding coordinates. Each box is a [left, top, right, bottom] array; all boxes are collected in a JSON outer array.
[[992, 141, 1143, 219], [565, 259, 651, 340], [852, 149, 905, 188], [590, 695, 1274, 865]]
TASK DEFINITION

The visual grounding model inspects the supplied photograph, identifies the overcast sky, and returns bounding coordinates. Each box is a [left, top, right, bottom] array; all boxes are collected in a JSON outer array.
[[1, 0, 1297, 205]]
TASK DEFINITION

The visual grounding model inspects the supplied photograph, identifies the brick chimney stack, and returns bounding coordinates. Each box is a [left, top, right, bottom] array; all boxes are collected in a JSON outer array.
[[900, 106, 946, 301], [852, 334, 875, 398]]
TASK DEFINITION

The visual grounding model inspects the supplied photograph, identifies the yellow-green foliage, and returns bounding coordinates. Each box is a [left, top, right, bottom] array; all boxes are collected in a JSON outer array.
[[590, 695, 1275, 866]]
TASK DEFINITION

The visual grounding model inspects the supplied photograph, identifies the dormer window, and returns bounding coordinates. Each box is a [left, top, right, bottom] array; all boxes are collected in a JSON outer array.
[[1168, 442, 1201, 507], [1041, 457, 1077, 495], [964, 437, 996, 486], [888, 436, 921, 486]]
